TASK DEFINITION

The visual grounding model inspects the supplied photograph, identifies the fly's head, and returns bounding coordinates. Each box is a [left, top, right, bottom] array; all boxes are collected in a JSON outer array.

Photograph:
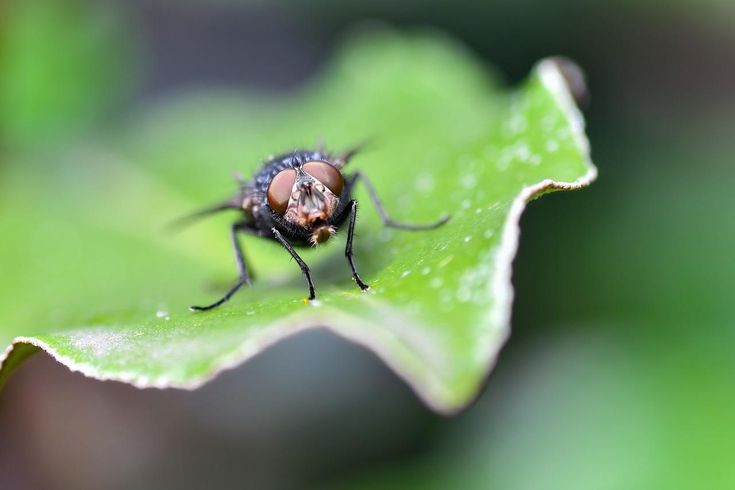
[[266, 160, 345, 245]]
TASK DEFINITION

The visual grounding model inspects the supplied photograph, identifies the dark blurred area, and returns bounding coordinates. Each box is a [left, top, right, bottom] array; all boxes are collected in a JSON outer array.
[[1, 1, 734, 489]]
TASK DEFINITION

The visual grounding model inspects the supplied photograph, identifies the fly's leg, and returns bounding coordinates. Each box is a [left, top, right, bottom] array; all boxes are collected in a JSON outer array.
[[167, 195, 242, 232], [345, 200, 369, 291], [271, 228, 317, 300], [352, 171, 450, 230], [190, 221, 253, 311]]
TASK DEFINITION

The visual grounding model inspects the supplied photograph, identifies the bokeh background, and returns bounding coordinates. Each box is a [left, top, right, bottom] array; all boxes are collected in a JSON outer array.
[[1, 1, 733, 489]]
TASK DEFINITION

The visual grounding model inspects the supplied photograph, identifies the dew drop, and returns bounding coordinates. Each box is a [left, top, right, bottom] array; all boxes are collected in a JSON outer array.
[[456, 287, 472, 303], [556, 127, 571, 140], [438, 255, 454, 268], [516, 144, 530, 161], [416, 172, 435, 192], [508, 115, 527, 134], [542, 115, 557, 131], [460, 174, 477, 189]]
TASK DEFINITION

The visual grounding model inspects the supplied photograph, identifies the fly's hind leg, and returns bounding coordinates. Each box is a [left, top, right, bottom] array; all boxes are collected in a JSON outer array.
[[190, 221, 254, 311], [351, 171, 450, 230], [345, 200, 369, 291]]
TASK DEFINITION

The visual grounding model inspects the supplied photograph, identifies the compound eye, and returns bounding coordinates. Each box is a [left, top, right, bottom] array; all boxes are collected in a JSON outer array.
[[267, 168, 296, 214], [303, 161, 344, 196]]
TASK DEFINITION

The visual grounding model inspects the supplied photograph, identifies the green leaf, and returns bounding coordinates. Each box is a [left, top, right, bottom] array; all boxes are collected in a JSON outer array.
[[0, 30, 595, 413]]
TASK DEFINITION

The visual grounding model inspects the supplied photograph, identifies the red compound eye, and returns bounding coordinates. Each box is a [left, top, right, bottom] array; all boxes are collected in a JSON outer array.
[[303, 161, 344, 196], [267, 169, 296, 214]]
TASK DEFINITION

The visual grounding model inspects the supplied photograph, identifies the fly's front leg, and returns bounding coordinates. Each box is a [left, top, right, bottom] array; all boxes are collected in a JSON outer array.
[[271, 228, 317, 300], [345, 200, 369, 291], [190, 221, 253, 311], [352, 171, 450, 230]]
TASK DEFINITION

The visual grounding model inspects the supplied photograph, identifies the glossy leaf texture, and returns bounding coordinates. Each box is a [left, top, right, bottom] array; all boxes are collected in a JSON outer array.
[[0, 31, 595, 413]]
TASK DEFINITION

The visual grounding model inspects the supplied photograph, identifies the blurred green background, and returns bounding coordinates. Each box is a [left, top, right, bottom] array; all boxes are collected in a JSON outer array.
[[0, 1, 733, 489]]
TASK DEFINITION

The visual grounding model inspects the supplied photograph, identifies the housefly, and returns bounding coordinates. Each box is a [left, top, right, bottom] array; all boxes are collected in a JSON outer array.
[[176, 146, 449, 311]]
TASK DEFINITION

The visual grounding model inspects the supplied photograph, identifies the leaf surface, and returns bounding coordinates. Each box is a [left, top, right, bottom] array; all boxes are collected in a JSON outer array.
[[0, 31, 595, 413]]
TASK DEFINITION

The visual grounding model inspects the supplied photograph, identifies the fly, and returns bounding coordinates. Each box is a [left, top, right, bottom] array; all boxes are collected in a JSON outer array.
[[174, 145, 450, 311]]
